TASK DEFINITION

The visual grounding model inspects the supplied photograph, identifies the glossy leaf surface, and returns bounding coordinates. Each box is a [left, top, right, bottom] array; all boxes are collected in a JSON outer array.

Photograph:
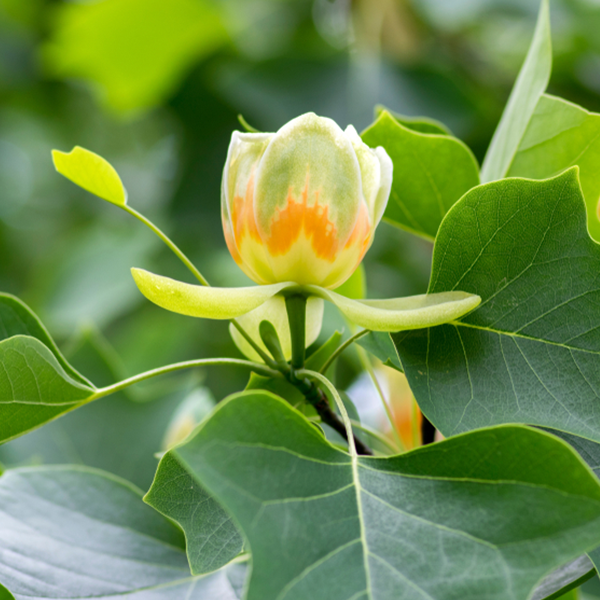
[[0, 466, 243, 598], [393, 169, 600, 443], [362, 110, 479, 239], [170, 391, 600, 600]]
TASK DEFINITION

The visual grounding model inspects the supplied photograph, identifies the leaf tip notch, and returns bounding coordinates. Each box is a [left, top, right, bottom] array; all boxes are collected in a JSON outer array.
[[52, 145, 127, 207]]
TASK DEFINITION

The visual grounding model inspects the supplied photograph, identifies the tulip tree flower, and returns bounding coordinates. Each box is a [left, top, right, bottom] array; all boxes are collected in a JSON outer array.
[[52, 115, 481, 368]]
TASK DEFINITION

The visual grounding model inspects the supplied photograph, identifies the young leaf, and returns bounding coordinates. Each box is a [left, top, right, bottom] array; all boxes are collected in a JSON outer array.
[[481, 0, 551, 182], [305, 330, 343, 372], [145, 452, 244, 575], [362, 110, 479, 239], [0, 466, 243, 598], [0, 293, 90, 386], [393, 168, 600, 443], [52, 146, 127, 206], [172, 391, 600, 600], [0, 336, 95, 444], [357, 331, 403, 372], [508, 94, 600, 241]]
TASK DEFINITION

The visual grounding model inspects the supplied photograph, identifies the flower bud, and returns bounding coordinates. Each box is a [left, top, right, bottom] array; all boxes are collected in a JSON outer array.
[[221, 113, 392, 289]]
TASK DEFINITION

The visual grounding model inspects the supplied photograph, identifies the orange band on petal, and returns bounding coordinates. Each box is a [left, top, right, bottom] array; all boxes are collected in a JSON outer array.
[[231, 169, 262, 246], [266, 177, 340, 261]]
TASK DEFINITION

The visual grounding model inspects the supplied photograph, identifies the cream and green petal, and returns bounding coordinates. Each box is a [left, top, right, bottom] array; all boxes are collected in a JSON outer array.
[[254, 113, 363, 248], [221, 131, 274, 284], [305, 286, 482, 331], [131, 268, 291, 319]]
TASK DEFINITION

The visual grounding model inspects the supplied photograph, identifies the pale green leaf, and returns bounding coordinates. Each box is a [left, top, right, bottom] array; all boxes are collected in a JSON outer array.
[[509, 94, 600, 241], [172, 390, 600, 600], [362, 110, 479, 239], [0, 336, 95, 444], [145, 452, 244, 576], [393, 168, 600, 443], [52, 146, 127, 206], [357, 331, 403, 372], [42, 0, 228, 113], [131, 268, 291, 320], [481, 0, 551, 182], [0, 466, 244, 598], [308, 286, 481, 332]]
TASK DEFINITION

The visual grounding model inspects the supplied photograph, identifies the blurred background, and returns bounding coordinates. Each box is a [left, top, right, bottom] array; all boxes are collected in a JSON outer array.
[[1, 0, 600, 518]]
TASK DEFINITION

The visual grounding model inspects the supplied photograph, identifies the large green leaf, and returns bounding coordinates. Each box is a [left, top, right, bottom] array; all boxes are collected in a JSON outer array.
[[0, 327, 189, 490], [508, 94, 600, 241], [361, 110, 479, 239], [480, 0, 551, 182], [0, 336, 95, 444], [145, 451, 244, 575], [0, 293, 90, 386], [0, 466, 244, 598], [393, 168, 600, 443], [171, 390, 600, 600]]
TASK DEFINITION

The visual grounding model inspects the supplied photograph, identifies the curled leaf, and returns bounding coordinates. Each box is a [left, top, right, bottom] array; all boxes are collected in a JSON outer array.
[[52, 146, 127, 206]]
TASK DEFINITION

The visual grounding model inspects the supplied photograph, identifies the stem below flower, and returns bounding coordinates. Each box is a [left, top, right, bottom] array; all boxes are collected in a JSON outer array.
[[285, 294, 307, 370], [287, 369, 373, 455]]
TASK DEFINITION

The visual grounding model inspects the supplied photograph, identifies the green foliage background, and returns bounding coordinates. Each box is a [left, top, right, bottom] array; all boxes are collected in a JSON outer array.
[[2, 2, 600, 596]]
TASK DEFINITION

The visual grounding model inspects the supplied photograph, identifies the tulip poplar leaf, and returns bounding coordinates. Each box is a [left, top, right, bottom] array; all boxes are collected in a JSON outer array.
[[52, 146, 127, 206], [480, 0, 551, 183], [362, 110, 480, 239], [145, 451, 244, 575], [392, 168, 600, 443], [508, 94, 600, 241], [0, 293, 90, 386], [170, 391, 600, 600], [0, 335, 95, 444], [0, 466, 243, 598]]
